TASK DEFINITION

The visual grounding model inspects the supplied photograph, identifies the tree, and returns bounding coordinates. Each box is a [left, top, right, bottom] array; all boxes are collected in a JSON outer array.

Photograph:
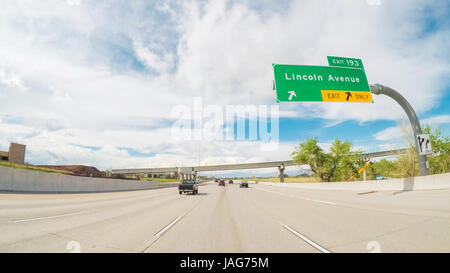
[[329, 140, 364, 181], [292, 139, 363, 182], [366, 159, 396, 179], [395, 124, 449, 176], [291, 139, 329, 181], [395, 153, 419, 177], [423, 125, 450, 174], [366, 125, 448, 179], [396, 122, 420, 177]]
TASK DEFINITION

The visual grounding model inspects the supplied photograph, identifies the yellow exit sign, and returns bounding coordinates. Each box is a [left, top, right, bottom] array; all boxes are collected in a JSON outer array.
[[321, 90, 373, 102]]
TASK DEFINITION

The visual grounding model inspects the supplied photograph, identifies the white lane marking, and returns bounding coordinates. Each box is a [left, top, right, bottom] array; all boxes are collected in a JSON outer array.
[[154, 216, 182, 238], [283, 224, 331, 253], [9, 211, 85, 223], [311, 199, 337, 205], [255, 187, 336, 205]]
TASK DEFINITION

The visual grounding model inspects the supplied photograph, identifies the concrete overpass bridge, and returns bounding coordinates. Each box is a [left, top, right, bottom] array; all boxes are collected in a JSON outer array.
[[111, 148, 409, 182]]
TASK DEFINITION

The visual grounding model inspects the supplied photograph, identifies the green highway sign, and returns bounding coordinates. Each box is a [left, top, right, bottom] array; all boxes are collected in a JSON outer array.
[[327, 56, 364, 70], [273, 64, 372, 103]]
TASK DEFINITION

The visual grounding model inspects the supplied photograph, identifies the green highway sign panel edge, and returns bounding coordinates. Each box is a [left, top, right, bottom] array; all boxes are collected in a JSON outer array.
[[273, 64, 372, 103]]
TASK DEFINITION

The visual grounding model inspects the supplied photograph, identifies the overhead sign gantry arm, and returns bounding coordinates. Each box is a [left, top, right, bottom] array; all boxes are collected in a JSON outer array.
[[272, 56, 430, 177], [370, 84, 428, 176]]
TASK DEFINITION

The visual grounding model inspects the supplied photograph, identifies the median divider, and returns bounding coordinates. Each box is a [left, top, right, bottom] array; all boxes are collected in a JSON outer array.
[[257, 172, 450, 191], [0, 166, 179, 193]]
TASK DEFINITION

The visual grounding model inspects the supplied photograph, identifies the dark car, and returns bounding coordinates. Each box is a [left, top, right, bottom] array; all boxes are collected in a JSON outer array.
[[240, 181, 249, 188], [218, 180, 225, 186], [228, 179, 233, 184], [214, 179, 218, 182], [178, 179, 198, 195]]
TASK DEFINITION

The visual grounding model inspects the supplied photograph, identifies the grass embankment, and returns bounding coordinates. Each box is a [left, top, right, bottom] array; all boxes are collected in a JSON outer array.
[[140, 177, 179, 183], [242, 176, 321, 183], [0, 160, 71, 175]]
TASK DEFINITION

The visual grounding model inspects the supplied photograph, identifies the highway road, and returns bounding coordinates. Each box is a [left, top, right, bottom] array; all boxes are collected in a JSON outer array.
[[0, 181, 449, 253]]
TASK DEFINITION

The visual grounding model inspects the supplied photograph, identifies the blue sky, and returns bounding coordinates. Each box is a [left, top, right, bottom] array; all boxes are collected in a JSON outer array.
[[278, 93, 450, 149], [0, 0, 449, 177]]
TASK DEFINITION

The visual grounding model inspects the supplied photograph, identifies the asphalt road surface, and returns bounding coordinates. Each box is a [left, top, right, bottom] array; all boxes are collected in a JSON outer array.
[[0, 181, 449, 253]]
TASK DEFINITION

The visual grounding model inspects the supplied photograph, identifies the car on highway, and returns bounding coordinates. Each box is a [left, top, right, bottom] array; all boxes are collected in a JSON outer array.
[[240, 181, 248, 188], [214, 179, 218, 183], [178, 179, 198, 195], [228, 179, 233, 184], [218, 180, 225, 186]]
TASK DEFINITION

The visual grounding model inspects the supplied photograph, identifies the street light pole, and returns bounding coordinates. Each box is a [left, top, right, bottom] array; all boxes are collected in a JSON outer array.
[[370, 84, 428, 176]]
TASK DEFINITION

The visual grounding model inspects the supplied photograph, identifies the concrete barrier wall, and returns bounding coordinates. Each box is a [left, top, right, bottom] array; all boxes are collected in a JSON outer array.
[[258, 172, 450, 191], [0, 166, 178, 193]]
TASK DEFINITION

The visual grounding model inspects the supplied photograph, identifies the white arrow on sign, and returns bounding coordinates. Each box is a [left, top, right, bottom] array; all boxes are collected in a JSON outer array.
[[288, 90, 296, 101]]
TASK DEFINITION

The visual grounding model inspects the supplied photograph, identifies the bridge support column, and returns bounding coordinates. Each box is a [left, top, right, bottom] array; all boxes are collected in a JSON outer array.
[[363, 169, 367, 181], [278, 163, 285, 183]]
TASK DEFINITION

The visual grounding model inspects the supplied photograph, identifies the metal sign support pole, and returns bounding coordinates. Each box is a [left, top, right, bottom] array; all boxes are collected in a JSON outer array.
[[370, 84, 428, 176]]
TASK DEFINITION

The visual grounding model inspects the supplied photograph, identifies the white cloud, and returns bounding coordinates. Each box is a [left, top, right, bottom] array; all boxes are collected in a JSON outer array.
[[374, 115, 450, 142], [173, 0, 450, 120], [374, 127, 403, 141], [422, 115, 450, 126], [0, 0, 448, 171], [133, 41, 175, 73], [0, 68, 26, 90]]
